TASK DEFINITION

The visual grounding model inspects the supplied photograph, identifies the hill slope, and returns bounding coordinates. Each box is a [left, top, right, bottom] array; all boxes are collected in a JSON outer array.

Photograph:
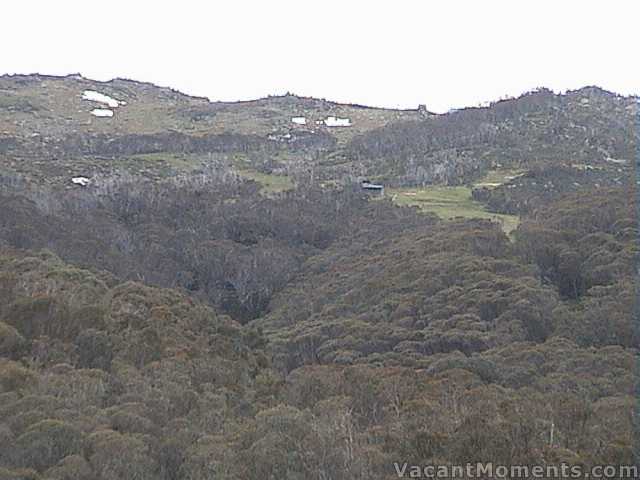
[[0, 76, 637, 477]]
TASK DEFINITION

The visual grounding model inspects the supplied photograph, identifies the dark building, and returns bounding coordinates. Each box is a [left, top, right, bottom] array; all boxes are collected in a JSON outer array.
[[361, 179, 384, 196]]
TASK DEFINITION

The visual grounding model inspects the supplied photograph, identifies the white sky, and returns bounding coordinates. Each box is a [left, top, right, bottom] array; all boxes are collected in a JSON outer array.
[[2, 0, 638, 113]]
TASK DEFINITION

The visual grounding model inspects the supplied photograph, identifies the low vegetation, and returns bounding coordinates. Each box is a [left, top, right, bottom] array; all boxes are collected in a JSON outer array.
[[389, 184, 520, 234], [235, 168, 295, 194], [0, 185, 635, 479], [0, 76, 637, 478]]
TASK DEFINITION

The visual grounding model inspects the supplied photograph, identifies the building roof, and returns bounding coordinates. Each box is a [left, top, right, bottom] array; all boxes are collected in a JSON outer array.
[[361, 181, 384, 190]]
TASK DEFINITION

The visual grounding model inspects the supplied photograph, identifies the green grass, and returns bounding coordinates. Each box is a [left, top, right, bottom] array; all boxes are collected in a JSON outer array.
[[236, 168, 294, 194], [228, 153, 295, 195], [389, 185, 520, 234], [387, 168, 526, 234]]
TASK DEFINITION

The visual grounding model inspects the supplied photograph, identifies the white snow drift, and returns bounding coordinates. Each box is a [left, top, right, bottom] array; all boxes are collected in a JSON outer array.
[[322, 116, 351, 127], [91, 109, 114, 118], [82, 90, 125, 108], [71, 177, 90, 186]]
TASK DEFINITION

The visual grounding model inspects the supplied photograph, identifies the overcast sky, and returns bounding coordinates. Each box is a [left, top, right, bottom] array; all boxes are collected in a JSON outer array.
[[2, 0, 638, 113]]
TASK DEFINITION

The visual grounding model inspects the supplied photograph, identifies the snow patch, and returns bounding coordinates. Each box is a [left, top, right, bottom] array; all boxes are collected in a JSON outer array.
[[71, 177, 90, 186], [605, 157, 628, 165], [82, 90, 125, 108], [323, 116, 351, 127], [91, 109, 114, 118]]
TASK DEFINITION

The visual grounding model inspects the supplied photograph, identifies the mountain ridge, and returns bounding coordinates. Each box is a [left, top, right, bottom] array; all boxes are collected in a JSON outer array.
[[3, 72, 636, 110]]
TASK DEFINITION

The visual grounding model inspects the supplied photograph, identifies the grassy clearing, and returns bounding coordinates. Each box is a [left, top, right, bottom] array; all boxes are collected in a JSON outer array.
[[389, 168, 524, 234], [236, 168, 295, 194], [124, 153, 295, 195], [229, 153, 295, 195], [389, 186, 520, 233]]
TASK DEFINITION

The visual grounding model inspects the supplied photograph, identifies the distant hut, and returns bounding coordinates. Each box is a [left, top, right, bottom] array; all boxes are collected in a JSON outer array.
[[361, 179, 384, 197]]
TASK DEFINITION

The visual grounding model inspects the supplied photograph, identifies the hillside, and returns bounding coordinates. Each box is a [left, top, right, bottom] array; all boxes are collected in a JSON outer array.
[[0, 74, 421, 139], [0, 75, 637, 478], [2, 76, 635, 225], [259, 187, 636, 368], [0, 74, 420, 186]]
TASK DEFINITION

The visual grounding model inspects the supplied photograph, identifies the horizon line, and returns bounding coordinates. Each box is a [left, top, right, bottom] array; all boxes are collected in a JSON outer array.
[[1, 71, 636, 114]]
